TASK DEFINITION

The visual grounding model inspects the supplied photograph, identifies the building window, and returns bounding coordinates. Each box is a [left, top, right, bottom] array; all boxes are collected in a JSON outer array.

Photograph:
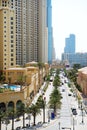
[[11, 26, 13, 29], [4, 11, 6, 13], [11, 63, 14, 66], [11, 31, 13, 34], [11, 58, 13, 61], [11, 40, 13, 43], [11, 22, 13, 25], [11, 17, 13, 20], [11, 45, 13, 47], [11, 49, 13, 52], [11, 54, 13, 56], [11, 35, 13, 38]]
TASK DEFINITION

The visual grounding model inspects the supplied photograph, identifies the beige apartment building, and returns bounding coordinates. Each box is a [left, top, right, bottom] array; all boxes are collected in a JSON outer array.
[[0, 0, 48, 72], [0, 66, 39, 110], [0, 0, 16, 71], [0, 62, 49, 110], [77, 67, 87, 96], [5, 67, 39, 93]]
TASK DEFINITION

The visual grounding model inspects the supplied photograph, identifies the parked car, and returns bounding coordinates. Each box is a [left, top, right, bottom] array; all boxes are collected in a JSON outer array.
[[72, 110, 77, 115], [62, 89, 65, 92], [71, 108, 77, 115], [68, 93, 72, 96], [36, 122, 43, 128], [16, 126, 21, 130]]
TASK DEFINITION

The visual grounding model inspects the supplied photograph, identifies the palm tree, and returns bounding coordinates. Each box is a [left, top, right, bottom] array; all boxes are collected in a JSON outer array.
[[25, 107, 31, 127], [16, 102, 25, 128], [8, 76, 12, 84], [0, 110, 5, 130], [37, 62, 45, 69], [36, 95, 46, 123], [28, 104, 41, 126], [7, 107, 15, 130], [53, 76, 60, 88], [17, 75, 26, 90], [48, 88, 62, 116], [67, 68, 82, 92], [0, 74, 5, 83]]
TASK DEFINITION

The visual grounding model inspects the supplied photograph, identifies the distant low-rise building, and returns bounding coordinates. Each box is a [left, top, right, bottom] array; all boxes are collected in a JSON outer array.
[[62, 53, 87, 67]]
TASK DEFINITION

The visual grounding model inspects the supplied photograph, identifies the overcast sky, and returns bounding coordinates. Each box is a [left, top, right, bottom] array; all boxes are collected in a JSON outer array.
[[52, 0, 87, 59]]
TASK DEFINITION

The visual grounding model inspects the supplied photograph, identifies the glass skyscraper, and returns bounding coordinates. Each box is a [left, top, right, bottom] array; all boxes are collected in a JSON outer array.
[[64, 34, 75, 54], [47, 0, 53, 64]]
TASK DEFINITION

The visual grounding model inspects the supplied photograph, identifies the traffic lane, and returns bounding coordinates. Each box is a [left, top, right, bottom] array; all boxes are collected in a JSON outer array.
[[59, 81, 73, 127]]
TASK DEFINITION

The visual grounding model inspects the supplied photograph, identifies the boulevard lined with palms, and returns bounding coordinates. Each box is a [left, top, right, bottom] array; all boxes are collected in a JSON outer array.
[[1, 65, 83, 130]]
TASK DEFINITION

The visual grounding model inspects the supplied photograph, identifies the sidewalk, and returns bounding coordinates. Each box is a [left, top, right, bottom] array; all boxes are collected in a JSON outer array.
[[31, 82, 46, 104]]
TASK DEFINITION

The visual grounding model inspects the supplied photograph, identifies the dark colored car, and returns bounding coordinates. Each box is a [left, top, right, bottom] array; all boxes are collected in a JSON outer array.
[[68, 93, 72, 96], [71, 108, 77, 115], [73, 110, 77, 115], [16, 127, 21, 130], [62, 89, 65, 92]]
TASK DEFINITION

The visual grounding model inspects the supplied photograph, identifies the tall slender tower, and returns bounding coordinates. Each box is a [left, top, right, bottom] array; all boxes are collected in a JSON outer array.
[[47, 0, 53, 64], [0, 0, 16, 71]]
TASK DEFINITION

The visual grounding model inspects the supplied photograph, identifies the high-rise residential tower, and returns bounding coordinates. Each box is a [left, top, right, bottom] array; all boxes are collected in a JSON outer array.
[[0, 0, 48, 71], [10, 0, 48, 65], [0, 0, 16, 71], [47, 0, 53, 64], [38, 0, 48, 63]]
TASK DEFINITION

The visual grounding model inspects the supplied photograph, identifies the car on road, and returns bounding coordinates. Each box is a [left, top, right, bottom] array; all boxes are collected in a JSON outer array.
[[68, 93, 72, 96], [62, 89, 65, 92], [71, 108, 77, 115], [72, 110, 77, 115], [36, 121, 43, 128], [16, 126, 21, 130]]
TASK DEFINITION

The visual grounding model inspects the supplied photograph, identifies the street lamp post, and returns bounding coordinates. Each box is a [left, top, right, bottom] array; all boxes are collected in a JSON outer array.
[[48, 110, 50, 122], [58, 122, 60, 130], [72, 116, 75, 130], [6, 123, 7, 130], [5, 119, 9, 130], [28, 114, 31, 127], [81, 101, 84, 124], [43, 96, 46, 123]]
